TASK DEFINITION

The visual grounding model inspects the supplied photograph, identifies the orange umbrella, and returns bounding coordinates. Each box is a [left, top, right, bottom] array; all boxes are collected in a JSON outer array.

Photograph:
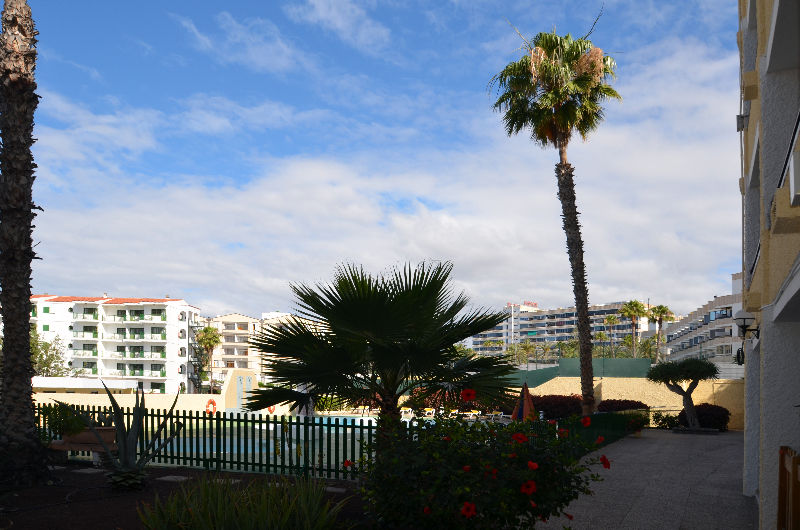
[[511, 382, 537, 421]]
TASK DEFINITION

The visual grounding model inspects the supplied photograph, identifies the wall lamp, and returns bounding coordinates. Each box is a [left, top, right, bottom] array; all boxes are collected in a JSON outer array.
[[734, 310, 760, 339]]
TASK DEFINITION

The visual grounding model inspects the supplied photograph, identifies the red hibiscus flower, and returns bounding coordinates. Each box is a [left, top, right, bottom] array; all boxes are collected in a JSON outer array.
[[565, 513, 574, 520], [511, 432, 529, 444], [581, 416, 591, 427], [423, 506, 431, 515], [460, 501, 477, 518], [343, 459, 353, 468], [595, 435, 605, 445], [527, 461, 539, 470], [600, 455, 611, 469], [508, 453, 517, 459], [558, 428, 569, 438], [460, 388, 476, 402], [462, 465, 471, 472], [520, 480, 537, 495]]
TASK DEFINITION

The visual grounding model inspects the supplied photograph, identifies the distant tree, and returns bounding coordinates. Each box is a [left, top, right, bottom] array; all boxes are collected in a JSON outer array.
[[30, 329, 70, 376], [194, 326, 221, 391], [479, 339, 504, 356], [507, 339, 537, 366], [637, 336, 658, 362], [593, 331, 609, 357], [647, 359, 719, 429], [648, 305, 675, 362], [619, 300, 647, 358], [604, 314, 619, 358], [490, 29, 621, 416]]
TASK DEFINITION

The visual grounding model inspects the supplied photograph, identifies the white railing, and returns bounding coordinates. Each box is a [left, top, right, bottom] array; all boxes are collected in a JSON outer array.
[[145, 333, 167, 341], [104, 333, 126, 340], [72, 331, 99, 339]]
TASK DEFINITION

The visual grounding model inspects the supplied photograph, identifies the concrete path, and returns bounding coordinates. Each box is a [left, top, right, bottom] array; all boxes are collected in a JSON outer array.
[[540, 429, 758, 529]]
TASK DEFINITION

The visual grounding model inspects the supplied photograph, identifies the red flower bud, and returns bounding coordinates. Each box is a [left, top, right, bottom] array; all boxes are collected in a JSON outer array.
[[527, 461, 539, 470], [581, 416, 591, 427]]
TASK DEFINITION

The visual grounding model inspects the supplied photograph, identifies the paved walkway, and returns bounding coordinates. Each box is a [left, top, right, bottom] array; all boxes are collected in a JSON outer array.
[[540, 429, 758, 529]]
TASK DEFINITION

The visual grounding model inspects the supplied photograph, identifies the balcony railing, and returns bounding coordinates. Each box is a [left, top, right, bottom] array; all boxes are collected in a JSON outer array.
[[104, 315, 127, 322], [104, 333, 126, 340], [143, 314, 167, 321], [147, 370, 167, 378], [145, 333, 167, 341], [71, 349, 98, 357], [72, 331, 99, 339], [128, 314, 145, 322], [128, 369, 144, 377], [106, 369, 125, 376], [74, 312, 99, 321], [129, 333, 145, 340], [127, 351, 146, 358]]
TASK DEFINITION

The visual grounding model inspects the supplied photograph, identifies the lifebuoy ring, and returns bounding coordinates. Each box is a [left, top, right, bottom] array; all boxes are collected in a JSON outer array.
[[267, 405, 276, 414], [206, 399, 217, 415]]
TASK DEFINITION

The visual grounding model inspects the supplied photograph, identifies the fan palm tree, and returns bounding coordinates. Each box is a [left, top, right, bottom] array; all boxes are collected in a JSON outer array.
[[593, 330, 609, 358], [194, 325, 221, 392], [603, 314, 619, 358], [0, 0, 46, 486], [490, 31, 620, 415], [245, 262, 516, 440], [648, 304, 674, 362], [619, 300, 648, 358]]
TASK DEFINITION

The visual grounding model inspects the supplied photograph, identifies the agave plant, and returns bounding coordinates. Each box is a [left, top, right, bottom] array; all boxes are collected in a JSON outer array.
[[61, 382, 184, 489]]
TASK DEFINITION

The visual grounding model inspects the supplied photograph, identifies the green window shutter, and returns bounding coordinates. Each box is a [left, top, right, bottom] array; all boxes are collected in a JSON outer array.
[[43, 306, 50, 313], [42, 324, 49, 331]]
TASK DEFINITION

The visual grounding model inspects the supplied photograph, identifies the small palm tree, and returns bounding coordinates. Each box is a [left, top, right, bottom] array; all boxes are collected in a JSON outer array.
[[490, 31, 621, 414], [593, 331, 609, 357], [0, 0, 47, 486], [648, 304, 675, 362], [194, 326, 222, 392], [604, 314, 619, 358], [246, 263, 516, 439], [619, 300, 648, 358]]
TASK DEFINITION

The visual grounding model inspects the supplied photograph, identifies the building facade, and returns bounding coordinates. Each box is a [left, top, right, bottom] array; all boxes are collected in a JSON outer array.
[[663, 273, 743, 378], [738, 0, 800, 524], [28, 295, 202, 394], [472, 301, 648, 357]]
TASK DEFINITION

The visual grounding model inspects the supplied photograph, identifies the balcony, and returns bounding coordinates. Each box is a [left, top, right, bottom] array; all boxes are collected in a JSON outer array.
[[145, 333, 167, 341], [128, 314, 145, 322], [128, 369, 144, 377], [143, 314, 167, 321], [146, 369, 167, 378], [126, 351, 146, 359], [106, 369, 125, 376], [74, 312, 99, 321], [104, 333, 126, 340], [104, 315, 127, 322], [129, 333, 145, 340], [71, 349, 98, 357], [72, 331, 99, 339]]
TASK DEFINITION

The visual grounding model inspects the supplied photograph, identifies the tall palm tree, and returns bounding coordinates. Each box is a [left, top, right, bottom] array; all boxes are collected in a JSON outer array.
[[194, 325, 221, 392], [491, 31, 620, 415], [0, 0, 46, 486], [245, 262, 516, 440], [593, 330, 609, 358], [619, 300, 648, 358], [648, 304, 674, 362], [604, 314, 618, 358]]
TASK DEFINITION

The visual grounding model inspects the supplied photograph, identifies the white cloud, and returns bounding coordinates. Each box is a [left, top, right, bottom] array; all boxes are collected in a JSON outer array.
[[173, 12, 312, 74], [285, 0, 391, 55]]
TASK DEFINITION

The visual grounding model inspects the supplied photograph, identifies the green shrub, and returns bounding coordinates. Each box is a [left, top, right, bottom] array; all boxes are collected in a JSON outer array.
[[359, 415, 607, 528], [678, 403, 731, 431], [138, 475, 346, 529], [530, 395, 582, 419], [651, 411, 680, 430], [597, 399, 649, 412]]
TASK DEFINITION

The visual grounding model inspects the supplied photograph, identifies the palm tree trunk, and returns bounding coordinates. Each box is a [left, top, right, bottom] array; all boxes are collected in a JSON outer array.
[[555, 161, 594, 415], [0, 0, 48, 486], [655, 319, 662, 362], [631, 316, 637, 358]]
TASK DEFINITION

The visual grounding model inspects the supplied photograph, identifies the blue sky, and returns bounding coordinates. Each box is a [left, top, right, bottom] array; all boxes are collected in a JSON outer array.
[[30, 0, 741, 317]]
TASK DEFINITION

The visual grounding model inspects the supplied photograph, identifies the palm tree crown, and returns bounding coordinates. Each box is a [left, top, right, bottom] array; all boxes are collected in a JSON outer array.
[[648, 304, 675, 362], [619, 300, 648, 358], [490, 31, 621, 163], [246, 262, 516, 421]]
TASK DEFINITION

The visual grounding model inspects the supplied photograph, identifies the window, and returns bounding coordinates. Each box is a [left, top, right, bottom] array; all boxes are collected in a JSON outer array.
[[42, 324, 49, 331], [151, 382, 165, 391], [237, 361, 248, 368], [225, 361, 235, 368], [224, 323, 236, 330], [224, 335, 236, 343], [151, 327, 164, 334], [224, 348, 234, 355], [43, 306, 50, 313], [116, 363, 125, 371], [237, 323, 248, 330], [151, 363, 164, 371]]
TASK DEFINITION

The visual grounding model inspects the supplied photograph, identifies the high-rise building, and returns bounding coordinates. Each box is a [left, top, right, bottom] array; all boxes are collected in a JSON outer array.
[[738, 0, 800, 522], [26, 295, 202, 394], [471, 301, 648, 356], [663, 273, 743, 378]]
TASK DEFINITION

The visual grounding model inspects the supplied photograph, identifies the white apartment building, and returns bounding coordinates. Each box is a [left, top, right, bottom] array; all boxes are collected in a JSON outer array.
[[205, 311, 295, 386], [472, 301, 649, 356], [28, 295, 202, 394], [664, 273, 743, 370]]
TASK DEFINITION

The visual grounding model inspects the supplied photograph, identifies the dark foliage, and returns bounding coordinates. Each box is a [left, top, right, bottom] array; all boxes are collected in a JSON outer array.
[[678, 403, 731, 431], [597, 399, 649, 412], [531, 395, 582, 420]]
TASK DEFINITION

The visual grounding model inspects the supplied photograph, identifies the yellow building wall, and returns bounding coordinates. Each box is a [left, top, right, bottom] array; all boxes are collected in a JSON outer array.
[[527, 377, 744, 430]]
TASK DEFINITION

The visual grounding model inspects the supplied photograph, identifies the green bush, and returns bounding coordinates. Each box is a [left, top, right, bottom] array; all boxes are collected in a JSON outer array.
[[138, 475, 347, 529], [597, 399, 649, 412], [359, 415, 607, 528], [530, 394, 582, 419], [651, 411, 680, 430], [678, 403, 731, 431]]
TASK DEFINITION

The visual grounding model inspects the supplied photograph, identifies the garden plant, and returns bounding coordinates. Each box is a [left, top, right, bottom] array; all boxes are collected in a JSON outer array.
[[647, 359, 719, 430], [678, 403, 730, 431]]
